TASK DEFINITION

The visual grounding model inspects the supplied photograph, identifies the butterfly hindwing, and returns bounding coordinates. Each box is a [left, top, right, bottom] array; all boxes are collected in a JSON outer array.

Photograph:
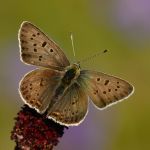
[[78, 70, 134, 109], [19, 68, 64, 113], [47, 82, 88, 126], [19, 21, 70, 70]]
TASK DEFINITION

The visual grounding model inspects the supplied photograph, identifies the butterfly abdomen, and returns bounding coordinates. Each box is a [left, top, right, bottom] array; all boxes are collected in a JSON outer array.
[[47, 83, 67, 111], [54, 84, 66, 97]]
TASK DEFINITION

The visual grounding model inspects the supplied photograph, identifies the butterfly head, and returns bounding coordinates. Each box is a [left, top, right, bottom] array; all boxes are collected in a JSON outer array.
[[72, 62, 80, 69], [72, 63, 81, 79], [69, 63, 80, 80]]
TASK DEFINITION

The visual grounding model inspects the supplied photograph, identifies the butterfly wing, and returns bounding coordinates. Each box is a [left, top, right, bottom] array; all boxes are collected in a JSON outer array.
[[18, 21, 70, 70], [77, 70, 134, 109], [47, 83, 88, 126], [19, 68, 64, 113]]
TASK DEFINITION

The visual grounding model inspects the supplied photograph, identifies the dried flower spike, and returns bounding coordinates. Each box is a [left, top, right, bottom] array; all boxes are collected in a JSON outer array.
[[11, 105, 67, 150]]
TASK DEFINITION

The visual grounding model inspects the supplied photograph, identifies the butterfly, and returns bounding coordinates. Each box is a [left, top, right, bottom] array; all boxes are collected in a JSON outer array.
[[18, 21, 134, 126]]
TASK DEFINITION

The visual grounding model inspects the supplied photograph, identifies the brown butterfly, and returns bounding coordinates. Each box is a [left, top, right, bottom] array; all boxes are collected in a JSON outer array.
[[18, 21, 134, 126]]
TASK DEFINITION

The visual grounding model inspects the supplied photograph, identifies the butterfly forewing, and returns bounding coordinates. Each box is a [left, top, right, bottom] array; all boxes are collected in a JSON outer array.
[[19, 21, 70, 70], [47, 83, 88, 126], [19, 68, 63, 113], [78, 70, 134, 109]]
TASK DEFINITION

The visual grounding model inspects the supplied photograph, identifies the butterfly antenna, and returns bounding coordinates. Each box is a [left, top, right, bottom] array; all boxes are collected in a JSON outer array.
[[70, 33, 76, 61], [80, 49, 108, 64]]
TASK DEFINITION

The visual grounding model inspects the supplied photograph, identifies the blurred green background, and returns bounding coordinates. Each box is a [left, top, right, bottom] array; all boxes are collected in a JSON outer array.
[[0, 0, 150, 149]]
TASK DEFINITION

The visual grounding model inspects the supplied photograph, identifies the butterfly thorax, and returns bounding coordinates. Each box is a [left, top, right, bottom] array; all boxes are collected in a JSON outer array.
[[54, 63, 80, 96], [62, 63, 80, 85]]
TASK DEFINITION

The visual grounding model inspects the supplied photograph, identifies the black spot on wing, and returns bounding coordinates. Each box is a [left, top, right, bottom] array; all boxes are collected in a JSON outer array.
[[103, 91, 107, 94], [104, 80, 109, 85], [97, 78, 100, 82], [42, 41, 47, 47], [22, 53, 31, 58], [34, 48, 37, 52], [38, 55, 42, 61], [32, 34, 36, 37], [50, 49, 53, 52]]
